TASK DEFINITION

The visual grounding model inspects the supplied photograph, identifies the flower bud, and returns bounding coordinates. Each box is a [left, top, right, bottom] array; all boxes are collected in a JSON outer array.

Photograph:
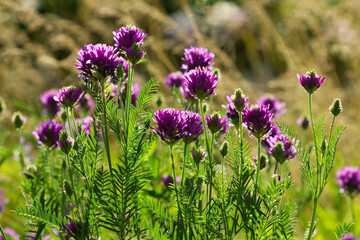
[[233, 88, 248, 113], [213, 68, 221, 80], [12, 111, 26, 129], [272, 141, 286, 164], [220, 141, 228, 158], [206, 112, 227, 135], [63, 180, 73, 198], [321, 138, 327, 156], [57, 131, 74, 155], [191, 148, 207, 165], [329, 98, 343, 117], [254, 154, 268, 170]]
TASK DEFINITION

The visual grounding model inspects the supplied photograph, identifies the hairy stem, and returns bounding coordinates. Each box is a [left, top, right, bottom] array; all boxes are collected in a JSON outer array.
[[66, 154, 79, 206], [181, 143, 188, 186], [254, 138, 261, 197], [101, 83, 113, 179], [170, 145, 186, 239]]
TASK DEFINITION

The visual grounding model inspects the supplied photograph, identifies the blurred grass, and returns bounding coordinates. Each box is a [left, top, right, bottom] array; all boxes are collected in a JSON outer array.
[[0, 0, 360, 238]]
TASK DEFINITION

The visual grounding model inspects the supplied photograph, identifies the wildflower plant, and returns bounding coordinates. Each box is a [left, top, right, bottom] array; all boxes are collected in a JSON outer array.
[[10, 25, 348, 240]]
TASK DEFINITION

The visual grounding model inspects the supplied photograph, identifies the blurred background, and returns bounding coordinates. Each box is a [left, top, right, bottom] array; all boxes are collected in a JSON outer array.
[[0, 0, 359, 238]]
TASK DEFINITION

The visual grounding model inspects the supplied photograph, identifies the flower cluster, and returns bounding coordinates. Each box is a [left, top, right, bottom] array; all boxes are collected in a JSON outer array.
[[162, 175, 180, 188], [206, 112, 228, 134], [33, 120, 63, 148], [242, 104, 274, 140], [54, 86, 85, 109], [181, 46, 215, 72], [336, 166, 360, 196], [151, 108, 204, 146], [113, 25, 148, 63], [183, 67, 219, 100], [297, 116, 310, 130], [78, 116, 102, 139], [266, 134, 297, 164], [223, 95, 240, 127], [297, 70, 326, 94], [76, 43, 121, 82]]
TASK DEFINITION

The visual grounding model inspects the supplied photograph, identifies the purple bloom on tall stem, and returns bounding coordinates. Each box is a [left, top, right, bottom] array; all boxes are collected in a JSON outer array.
[[242, 104, 273, 140], [162, 175, 180, 188], [206, 112, 227, 134], [165, 72, 184, 89], [266, 134, 297, 164], [182, 111, 203, 144], [74, 94, 95, 113], [257, 95, 286, 119], [39, 90, 61, 117], [0, 190, 9, 213], [297, 70, 326, 94], [76, 43, 121, 82], [336, 166, 360, 196], [181, 46, 215, 72], [183, 67, 219, 100], [33, 120, 63, 148], [150, 108, 188, 146], [54, 86, 85, 109], [0, 228, 19, 240], [113, 25, 148, 63]]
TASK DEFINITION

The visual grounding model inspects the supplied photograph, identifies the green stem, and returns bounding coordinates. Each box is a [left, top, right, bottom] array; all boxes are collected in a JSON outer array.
[[70, 108, 78, 137], [170, 145, 186, 239], [238, 113, 243, 179], [254, 138, 261, 197], [0, 223, 9, 240], [66, 108, 74, 138], [47, 148, 55, 190], [307, 197, 318, 240], [17, 129, 25, 170], [308, 93, 319, 195], [351, 197, 356, 224], [66, 154, 79, 206], [181, 143, 188, 186], [101, 84, 113, 179]]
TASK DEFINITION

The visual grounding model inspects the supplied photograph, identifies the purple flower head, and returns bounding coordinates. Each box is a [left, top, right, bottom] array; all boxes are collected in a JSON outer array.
[[150, 108, 188, 146], [33, 120, 63, 148], [78, 116, 102, 139], [40, 90, 61, 117], [233, 88, 249, 113], [54, 86, 85, 109], [76, 43, 121, 82], [206, 112, 227, 134], [243, 104, 274, 140], [64, 220, 87, 239], [74, 94, 95, 113], [113, 25, 148, 63], [181, 46, 215, 72], [191, 148, 207, 165], [297, 116, 311, 130], [57, 131, 75, 155], [165, 71, 184, 89], [0, 228, 19, 240], [0, 190, 9, 213], [162, 175, 180, 188], [342, 234, 360, 240], [182, 111, 204, 144], [336, 166, 360, 196], [266, 134, 297, 164], [183, 67, 219, 100], [257, 95, 286, 119], [222, 95, 240, 128], [297, 70, 326, 94]]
